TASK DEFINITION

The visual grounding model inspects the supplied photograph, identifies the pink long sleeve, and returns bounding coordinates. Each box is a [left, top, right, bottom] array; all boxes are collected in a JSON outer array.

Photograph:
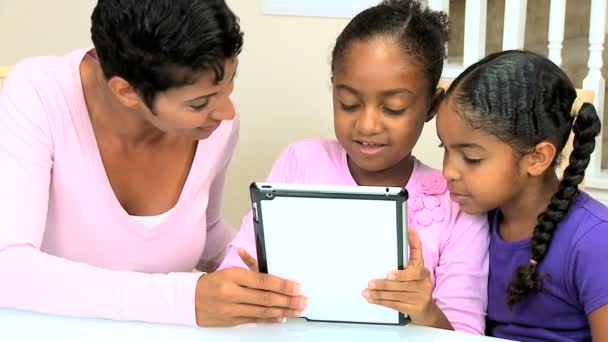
[[218, 145, 298, 270], [197, 127, 239, 272], [0, 248, 203, 325], [0, 51, 238, 326], [429, 204, 489, 334]]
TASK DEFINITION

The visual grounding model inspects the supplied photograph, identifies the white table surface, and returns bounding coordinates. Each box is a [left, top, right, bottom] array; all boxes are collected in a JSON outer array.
[[0, 308, 511, 342]]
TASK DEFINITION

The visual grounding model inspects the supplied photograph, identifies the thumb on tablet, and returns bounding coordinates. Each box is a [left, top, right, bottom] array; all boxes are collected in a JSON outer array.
[[407, 227, 424, 268], [238, 248, 259, 272]]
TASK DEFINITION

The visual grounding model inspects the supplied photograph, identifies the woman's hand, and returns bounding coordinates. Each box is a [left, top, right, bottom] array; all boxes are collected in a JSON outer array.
[[363, 227, 453, 329], [194, 248, 308, 326]]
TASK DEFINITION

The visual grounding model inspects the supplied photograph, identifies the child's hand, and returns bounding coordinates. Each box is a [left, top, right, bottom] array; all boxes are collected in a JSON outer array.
[[363, 227, 446, 327]]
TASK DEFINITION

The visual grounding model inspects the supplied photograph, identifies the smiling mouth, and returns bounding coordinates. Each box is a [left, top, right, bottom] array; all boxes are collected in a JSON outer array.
[[354, 140, 387, 156], [354, 140, 386, 147]]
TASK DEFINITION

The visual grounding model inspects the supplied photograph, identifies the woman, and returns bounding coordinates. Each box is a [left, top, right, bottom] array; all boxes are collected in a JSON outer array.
[[0, 0, 304, 327]]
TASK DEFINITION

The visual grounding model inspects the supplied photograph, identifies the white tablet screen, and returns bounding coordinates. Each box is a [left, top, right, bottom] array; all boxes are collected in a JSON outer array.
[[260, 195, 405, 324]]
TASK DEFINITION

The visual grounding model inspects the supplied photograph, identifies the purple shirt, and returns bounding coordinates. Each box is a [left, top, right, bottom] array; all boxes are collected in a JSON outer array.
[[488, 192, 608, 341]]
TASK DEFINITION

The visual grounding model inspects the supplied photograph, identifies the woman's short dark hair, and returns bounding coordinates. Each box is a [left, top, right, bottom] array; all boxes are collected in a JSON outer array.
[[91, 0, 243, 109]]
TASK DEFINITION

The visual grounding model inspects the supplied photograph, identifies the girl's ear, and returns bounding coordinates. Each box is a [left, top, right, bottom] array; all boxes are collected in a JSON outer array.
[[522, 141, 558, 176], [426, 88, 445, 122]]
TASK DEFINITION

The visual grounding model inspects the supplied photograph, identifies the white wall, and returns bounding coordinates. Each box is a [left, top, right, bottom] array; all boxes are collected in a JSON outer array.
[[0, 1, 96, 64], [222, 1, 346, 226], [0, 0, 442, 228]]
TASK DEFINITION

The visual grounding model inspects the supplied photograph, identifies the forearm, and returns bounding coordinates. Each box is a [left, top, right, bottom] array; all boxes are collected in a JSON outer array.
[[416, 302, 454, 330], [0, 245, 202, 326], [198, 218, 236, 272]]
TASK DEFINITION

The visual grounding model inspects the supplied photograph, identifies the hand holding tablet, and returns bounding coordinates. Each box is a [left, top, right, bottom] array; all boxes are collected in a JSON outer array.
[[194, 253, 307, 326], [363, 227, 449, 327]]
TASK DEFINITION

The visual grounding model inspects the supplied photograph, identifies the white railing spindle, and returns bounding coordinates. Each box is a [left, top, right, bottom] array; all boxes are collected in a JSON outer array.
[[502, 0, 528, 50], [463, 0, 488, 67], [547, 0, 567, 66], [583, 0, 607, 177], [428, 0, 450, 61], [427, 0, 450, 12]]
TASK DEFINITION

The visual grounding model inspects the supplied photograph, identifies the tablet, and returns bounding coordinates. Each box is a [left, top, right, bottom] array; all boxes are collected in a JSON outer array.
[[249, 182, 409, 325]]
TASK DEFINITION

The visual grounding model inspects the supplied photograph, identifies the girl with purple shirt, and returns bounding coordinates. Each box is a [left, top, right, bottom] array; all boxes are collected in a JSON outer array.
[[437, 50, 608, 341], [220, 0, 490, 334]]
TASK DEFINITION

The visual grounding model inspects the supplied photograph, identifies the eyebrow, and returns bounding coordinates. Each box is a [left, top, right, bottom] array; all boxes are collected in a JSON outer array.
[[335, 84, 414, 96], [438, 136, 484, 148], [186, 93, 215, 104], [451, 143, 484, 149], [381, 88, 414, 96]]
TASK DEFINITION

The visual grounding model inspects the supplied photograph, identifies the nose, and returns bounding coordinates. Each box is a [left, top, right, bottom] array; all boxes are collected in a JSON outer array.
[[355, 107, 382, 136], [442, 152, 460, 182], [211, 96, 236, 121]]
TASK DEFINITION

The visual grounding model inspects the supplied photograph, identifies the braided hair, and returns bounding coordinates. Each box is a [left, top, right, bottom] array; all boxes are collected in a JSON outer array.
[[446, 50, 601, 308]]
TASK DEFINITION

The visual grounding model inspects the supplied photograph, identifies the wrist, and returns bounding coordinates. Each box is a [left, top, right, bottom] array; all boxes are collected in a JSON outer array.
[[194, 272, 208, 326], [413, 302, 452, 330]]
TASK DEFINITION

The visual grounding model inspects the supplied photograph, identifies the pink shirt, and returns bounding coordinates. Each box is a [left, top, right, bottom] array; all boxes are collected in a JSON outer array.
[[220, 139, 490, 334], [0, 50, 238, 326]]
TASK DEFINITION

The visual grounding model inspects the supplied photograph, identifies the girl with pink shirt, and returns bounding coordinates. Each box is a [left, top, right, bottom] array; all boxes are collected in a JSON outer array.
[[220, 0, 490, 334]]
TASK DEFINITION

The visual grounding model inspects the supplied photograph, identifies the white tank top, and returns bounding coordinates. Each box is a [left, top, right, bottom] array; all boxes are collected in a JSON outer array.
[[130, 208, 174, 228]]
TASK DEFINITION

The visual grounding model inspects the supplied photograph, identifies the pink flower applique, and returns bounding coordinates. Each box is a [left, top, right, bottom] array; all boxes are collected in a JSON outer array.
[[423, 196, 441, 209], [431, 206, 445, 222], [410, 195, 425, 212], [409, 172, 448, 228], [418, 172, 448, 195], [415, 209, 434, 227]]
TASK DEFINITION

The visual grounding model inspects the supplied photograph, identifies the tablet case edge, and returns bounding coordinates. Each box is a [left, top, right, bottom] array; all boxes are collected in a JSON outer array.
[[249, 181, 410, 326]]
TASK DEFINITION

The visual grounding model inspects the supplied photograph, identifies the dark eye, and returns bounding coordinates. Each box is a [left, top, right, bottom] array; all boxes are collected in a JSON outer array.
[[340, 103, 361, 112], [383, 108, 406, 116], [190, 102, 209, 111], [438, 143, 445, 148], [464, 156, 483, 165]]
